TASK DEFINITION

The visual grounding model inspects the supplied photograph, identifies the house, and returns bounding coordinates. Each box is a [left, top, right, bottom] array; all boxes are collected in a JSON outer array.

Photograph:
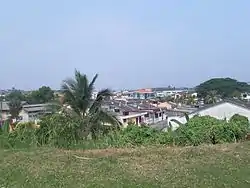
[[103, 99, 167, 127], [103, 101, 148, 127], [168, 99, 250, 130], [19, 104, 51, 122], [129, 88, 155, 100], [135, 102, 166, 124], [151, 101, 172, 109], [0, 101, 28, 120]]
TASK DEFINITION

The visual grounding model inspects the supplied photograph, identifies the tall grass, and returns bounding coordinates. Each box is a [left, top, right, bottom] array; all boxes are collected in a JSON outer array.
[[0, 114, 249, 150]]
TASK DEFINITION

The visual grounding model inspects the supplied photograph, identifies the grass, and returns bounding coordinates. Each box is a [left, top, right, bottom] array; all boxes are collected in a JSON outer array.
[[1, 142, 250, 188]]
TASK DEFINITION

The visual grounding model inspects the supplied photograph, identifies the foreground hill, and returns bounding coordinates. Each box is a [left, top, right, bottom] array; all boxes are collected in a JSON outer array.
[[1, 142, 250, 188]]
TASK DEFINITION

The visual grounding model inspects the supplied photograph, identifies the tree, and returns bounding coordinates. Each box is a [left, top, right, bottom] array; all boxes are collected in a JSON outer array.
[[204, 90, 218, 104], [27, 86, 54, 104], [61, 69, 121, 139], [8, 99, 22, 120], [196, 78, 250, 98], [6, 90, 26, 101], [186, 95, 196, 105]]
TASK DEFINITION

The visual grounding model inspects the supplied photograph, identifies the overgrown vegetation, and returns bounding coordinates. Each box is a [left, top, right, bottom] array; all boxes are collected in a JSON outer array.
[[1, 71, 250, 150], [1, 113, 249, 150]]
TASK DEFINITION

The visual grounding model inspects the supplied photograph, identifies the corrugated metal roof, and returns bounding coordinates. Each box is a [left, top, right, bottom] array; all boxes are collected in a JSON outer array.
[[23, 106, 47, 112], [0, 101, 27, 111]]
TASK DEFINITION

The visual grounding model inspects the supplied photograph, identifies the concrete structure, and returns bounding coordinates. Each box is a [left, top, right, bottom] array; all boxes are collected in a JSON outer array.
[[156, 89, 188, 97], [19, 104, 51, 122], [0, 101, 51, 122], [0, 101, 28, 120], [103, 99, 167, 127]]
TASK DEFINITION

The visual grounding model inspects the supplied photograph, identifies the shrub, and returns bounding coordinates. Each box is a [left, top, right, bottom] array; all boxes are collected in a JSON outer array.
[[229, 114, 249, 141], [174, 115, 249, 146], [175, 116, 222, 146], [35, 114, 81, 148], [120, 125, 159, 146], [1, 113, 249, 150], [230, 114, 249, 125], [209, 123, 235, 144]]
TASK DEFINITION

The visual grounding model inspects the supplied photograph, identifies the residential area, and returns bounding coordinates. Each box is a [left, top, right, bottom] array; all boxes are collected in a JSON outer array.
[[2, 1, 250, 187], [1, 77, 250, 132]]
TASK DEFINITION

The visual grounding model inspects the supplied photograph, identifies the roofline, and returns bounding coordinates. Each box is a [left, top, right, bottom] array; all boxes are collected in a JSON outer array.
[[186, 99, 250, 117]]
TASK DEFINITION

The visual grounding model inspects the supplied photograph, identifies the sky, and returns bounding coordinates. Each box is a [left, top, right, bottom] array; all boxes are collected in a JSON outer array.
[[0, 0, 250, 90]]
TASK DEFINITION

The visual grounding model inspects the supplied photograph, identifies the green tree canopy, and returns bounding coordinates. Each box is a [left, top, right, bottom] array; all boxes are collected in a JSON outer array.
[[27, 86, 54, 104], [6, 89, 26, 101], [196, 78, 250, 98]]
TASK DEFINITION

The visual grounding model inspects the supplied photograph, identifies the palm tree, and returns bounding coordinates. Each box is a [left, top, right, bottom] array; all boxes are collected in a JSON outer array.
[[61, 69, 121, 139], [204, 90, 218, 104], [186, 95, 196, 105]]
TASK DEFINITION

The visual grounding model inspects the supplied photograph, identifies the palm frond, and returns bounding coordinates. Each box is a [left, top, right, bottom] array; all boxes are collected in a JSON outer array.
[[98, 109, 122, 126], [88, 109, 122, 139], [61, 79, 82, 116], [74, 70, 94, 116], [89, 74, 98, 94], [89, 89, 112, 113], [184, 113, 190, 122]]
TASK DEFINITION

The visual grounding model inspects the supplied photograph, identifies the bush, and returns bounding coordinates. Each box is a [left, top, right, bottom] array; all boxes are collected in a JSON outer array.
[[209, 123, 235, 144], [174, 115, 249, 146], [175, 116, 222, 146], [1, 113, 249, 150], [230, 114, 249, 125], [229, 114, 250, 140], [120, 125, 159, 146], [35, 114, 81, 148]]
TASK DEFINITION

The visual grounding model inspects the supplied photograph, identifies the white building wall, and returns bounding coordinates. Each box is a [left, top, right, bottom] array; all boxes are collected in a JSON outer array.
[[167, 102, 250, 130], [19, 110, 29, 122], [192, 102, 250, 121]]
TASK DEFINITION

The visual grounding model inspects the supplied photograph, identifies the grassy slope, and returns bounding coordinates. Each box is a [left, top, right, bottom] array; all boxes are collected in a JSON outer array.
[[1, 142, 250, 188]]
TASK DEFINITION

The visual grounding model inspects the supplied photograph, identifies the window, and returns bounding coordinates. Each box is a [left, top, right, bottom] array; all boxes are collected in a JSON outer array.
[[144, 113, 149, 118], [123, 111, 129, 116], [155, 113, 158, 118], [114, 108, 120, 113], [123, 119, 127, 123], [159, 113, 162, 117]]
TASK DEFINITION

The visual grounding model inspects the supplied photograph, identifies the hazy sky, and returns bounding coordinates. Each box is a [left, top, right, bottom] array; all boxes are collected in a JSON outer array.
[[0, 0, 250, 90]]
